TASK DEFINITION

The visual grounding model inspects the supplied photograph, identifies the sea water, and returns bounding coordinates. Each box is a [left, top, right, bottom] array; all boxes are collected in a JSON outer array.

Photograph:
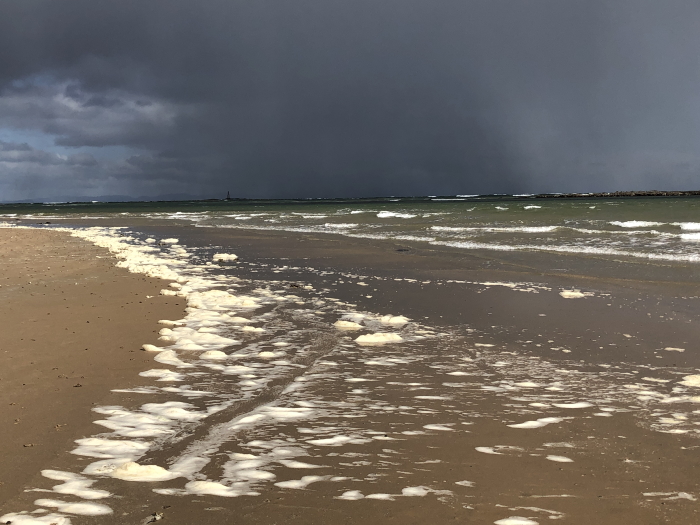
[[5, 195, 700, 264]]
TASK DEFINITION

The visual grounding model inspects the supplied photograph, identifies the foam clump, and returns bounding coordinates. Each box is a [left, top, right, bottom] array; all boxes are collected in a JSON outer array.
[[199, 350, 228, 360], [336, 490, 365, 500], [424, 424, 454, 431], [494, 518, 539, 525], [161, 238, 179, 244], [559, 289, 593, 299], [139, 369, 185, 381], [0, 512, 72, 524], [184, 480, 246, 497], [142, 401, 206, 421], [33, 499, 112, 516], [111, 462, 178, 482], [355, 333, 403, 345], [159, 326, 240, 349], [546, 455, 574, 463], [334, 320, 363, 330], [72, 437, 150, 459], [241, 326, 265, 333], [42, 470, 111, 500], [213, 253, 238, 262], [380, 315, 410, 325], [188, 290, 260, 310], [154, 350, 193, 368], [681, 375, 700, 387], [275, 475, 327, 489], [158, 319, 185, 327], [552, 402, 593, 409], [508, 417, 563, 429]]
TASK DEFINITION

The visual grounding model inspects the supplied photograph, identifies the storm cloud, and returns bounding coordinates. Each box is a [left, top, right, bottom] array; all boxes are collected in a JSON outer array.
[[1, 0, 699, 200]]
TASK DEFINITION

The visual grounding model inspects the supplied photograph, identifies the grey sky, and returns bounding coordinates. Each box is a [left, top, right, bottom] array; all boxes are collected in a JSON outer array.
[[1, 0, 699, 201]]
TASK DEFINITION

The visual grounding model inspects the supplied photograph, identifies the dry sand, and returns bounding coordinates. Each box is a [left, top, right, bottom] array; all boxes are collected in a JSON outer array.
[[0, 228, 184, 505]]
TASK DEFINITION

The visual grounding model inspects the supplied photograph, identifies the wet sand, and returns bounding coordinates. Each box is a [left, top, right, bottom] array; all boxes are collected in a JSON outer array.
[[0, 229, 185, 506], [4, 224, 700, 524]]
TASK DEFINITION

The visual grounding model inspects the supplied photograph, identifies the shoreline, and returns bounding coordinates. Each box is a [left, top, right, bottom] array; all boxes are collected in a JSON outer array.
[[0, 228, 185, 506], [2, 224, 700, 523]]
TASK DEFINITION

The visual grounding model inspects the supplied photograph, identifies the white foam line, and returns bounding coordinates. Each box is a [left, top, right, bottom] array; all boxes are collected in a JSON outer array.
[[32, 499, 112, 516], [552, 402, 593, 409], [0, 513, 73, 524], [546, 455, 573, 463], [508, 417, 563, 429], [494, 517, 539, 525]]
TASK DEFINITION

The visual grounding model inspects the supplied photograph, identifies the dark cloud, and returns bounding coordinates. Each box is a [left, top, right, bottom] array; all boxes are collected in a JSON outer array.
[[1, 0, 700, 200], [0, 139, 96, 166]]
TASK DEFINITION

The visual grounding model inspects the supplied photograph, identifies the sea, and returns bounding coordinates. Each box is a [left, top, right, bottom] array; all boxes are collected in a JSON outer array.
[[3, 195, 700, 524], [4, 195, 700, 264]]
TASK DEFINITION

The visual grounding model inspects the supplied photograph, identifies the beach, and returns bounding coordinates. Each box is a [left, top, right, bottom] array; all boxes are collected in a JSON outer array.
[[0, 229, 185, 510], [2, 202, 700, 523]]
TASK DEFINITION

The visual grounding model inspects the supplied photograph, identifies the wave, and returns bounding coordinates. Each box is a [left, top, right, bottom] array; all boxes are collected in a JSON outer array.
[[609, 221, 665, 228], [198, 222, 700, 264], [673, 222, 700, 231], [430, 226, 558, 233], [376, 211, 417, 219], [436, 239, 700, 263], [324, 223, 358, 229]]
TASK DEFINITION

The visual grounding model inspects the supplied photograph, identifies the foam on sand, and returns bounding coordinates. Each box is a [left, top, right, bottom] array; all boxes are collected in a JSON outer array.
[[494, 517, 539, 525], [334, 320, 363, 330], [475, 447, 501, 455], [379, 315, 410, 325], [32, 499, 112, 516], [41, 470, 110, 500], [199, 350, 228, 360], [559, 289, 593, 299], [111, 461, 179, 482], [181, 480, 251, 497], [508, 417, 563, 429], [139, 369, 185, 381], [0, 513, 73, 524], [455, 480, 475, 487], [9, 223, 698, 520], [213, 253, 238, 262], [355, 333, 403, 344], [680, 375, 700, 387], [275, 475, 328, 489], [423, 424, 454, 431], [546, 455, 574, 463], [664, 347, 685, 352], [337, 490, 365, 500]]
